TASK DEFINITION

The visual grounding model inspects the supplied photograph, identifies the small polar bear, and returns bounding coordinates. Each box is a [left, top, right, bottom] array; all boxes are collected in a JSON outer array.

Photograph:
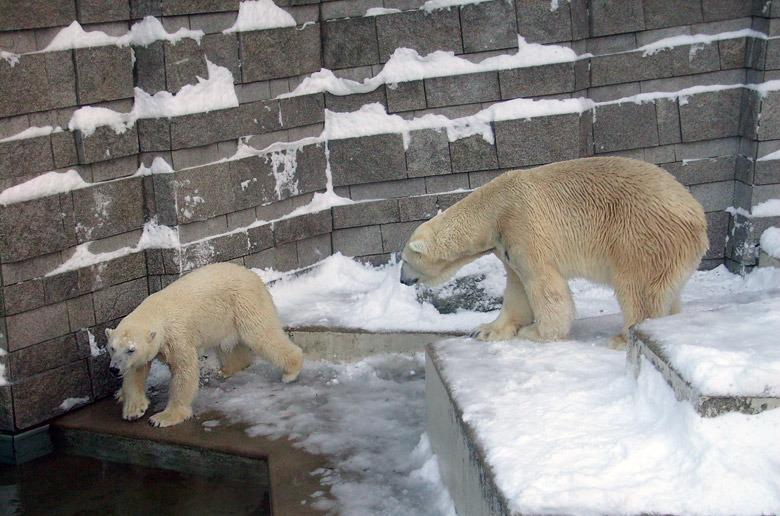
[[106, 262, 303, 427], [400, 157, 708, 348]]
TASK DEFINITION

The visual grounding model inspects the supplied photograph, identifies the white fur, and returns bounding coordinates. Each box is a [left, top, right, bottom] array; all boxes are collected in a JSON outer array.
[[401, 157, 708, 347], [106, 262, 303, 427]]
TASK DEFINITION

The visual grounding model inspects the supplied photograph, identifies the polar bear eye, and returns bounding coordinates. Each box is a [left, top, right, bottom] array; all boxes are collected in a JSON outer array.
[[127, 348, 135, 354]]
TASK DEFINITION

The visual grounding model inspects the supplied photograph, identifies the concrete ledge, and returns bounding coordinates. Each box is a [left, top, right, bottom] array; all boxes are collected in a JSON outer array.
[[629, 308, 780, 418], [425, 343, 514, 516]]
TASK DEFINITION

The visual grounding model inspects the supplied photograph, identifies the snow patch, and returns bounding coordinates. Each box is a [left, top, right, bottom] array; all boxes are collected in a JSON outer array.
[[1, 50, 19, 66], [59, 397, 90, 411], [43, 17, 203, 52], [0, 170, 89, 205], [639, 29, 766, 56], [751, 199, 780, 217], [0, 125, 61, 142], [760, 227, 780, 259], [223, 0, 296, 33]]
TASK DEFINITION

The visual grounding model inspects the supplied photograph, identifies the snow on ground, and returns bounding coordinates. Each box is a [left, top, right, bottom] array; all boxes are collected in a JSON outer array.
[[147, 254, 780, 516]]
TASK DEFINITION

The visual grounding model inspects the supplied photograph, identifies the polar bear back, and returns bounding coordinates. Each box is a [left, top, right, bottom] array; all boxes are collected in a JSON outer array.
[[131, 262, 280, 347]]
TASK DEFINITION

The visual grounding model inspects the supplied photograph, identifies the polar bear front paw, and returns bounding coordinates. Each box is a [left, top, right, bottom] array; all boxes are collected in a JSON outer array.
[[122, 395, 150, 421], [605, 334, 628, 350], [470, 322, 519, 341], [148, 407, 192, 428]]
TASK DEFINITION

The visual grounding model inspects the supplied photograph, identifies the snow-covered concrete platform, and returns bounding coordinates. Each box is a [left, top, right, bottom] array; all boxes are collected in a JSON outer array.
[[629, 295, 780, 417], [426, 312, 780, 516]]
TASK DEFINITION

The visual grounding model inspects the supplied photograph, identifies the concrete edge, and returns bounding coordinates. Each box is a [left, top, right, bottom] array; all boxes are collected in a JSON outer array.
[[425, 342, 517, 516]]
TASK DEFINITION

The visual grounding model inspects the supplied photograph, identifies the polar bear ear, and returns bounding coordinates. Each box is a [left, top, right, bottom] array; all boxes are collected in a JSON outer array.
[[408, 240, 427, 255], [105, 328, 113, 339]]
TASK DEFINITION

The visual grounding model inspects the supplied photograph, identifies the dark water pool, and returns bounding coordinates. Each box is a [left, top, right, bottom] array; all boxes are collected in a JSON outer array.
[[0, 451, 271, 516]]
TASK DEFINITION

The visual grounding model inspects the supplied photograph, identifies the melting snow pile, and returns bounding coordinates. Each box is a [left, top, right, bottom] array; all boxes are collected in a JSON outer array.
[[148, 253, 780, 516]]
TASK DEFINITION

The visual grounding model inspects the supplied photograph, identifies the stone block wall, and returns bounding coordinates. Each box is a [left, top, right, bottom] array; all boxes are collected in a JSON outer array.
[[1, 0, 779, 432]]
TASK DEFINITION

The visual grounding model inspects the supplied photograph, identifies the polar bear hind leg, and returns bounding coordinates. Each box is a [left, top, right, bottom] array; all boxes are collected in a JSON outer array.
[[238, 320, 303, 383], [217, 344, 254, 377]]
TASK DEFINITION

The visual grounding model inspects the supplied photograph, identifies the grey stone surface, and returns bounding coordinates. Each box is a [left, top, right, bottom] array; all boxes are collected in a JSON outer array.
[[240, 24, 322, 82], [279, 94, 326, 130], [231, 156, 277, 210], [690, 180, 735, 212], [499, 62, 576, 99], [138, 118, 171, 153], [663, 156, 736, 186], [656, 98, 682, 146], [75, 125, 139, 165], [350, 177, 427, 201], [719, 38, 748, 70], [164, 39, 209, 94], [12, 360, 93, 429], [591, 49, 673, 87], [0, 135, 54, 180], [332, 225, 384, 257], [375, 8, 462, 62], [701, 0, 752, 22], [240, 100, 283, 136], [380, 221, 421, 253], [2, 280, 44, 316], [330, 134, 407, 187], [0, 196, 73, 263], [514, 0, 572, 43], [162, 0, 240, 15], [426, 173, 469, 193], [0, 52, 76, 118], [495, 113, 586, 168], [74, 46, 134, 104], [386, 81, 427, 113], [67, 294, 96, 332], [325, 89, 387, 114], [450, 134, 498, 173], [170, 107, 241, 150], [705, 210, 729, 260], [755, 160, 780, 185], [274, 211, 332, 245], [52, 131, 79, 169], [425, 72, 500, 108], [679, 89, 743, 142], [323, 17, 380, 70], [643, 0, 702, 29], [5, 302, 70, 352], [399, 195, 438, 222], [333, 199, 400, 229], [757, 91, 780, 140], [0, 0, 76, 30], [460, 0, 518, 53], [589, 0, 644, 36], [133, 42, 166, 94], [77, 0, 129, 23], [594, 101, 659, 153], [9, 334, 81, 380], [92, 277, 148, 325], [72, 179, 145, 242], [297, 234, 332, 268], [406, 129, 452, 178], [174, 162, 234, 223]]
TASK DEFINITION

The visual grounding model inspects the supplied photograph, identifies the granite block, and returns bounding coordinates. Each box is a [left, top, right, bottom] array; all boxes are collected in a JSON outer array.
[[75, 125, 139, 165], [593, 101, 659, 153], [274, 211, 332, 245], [2, 280, 44, 316], [0, 196, 72, 263], [589, 0, 644, 36], [77, 0, 130, 23], [701, 0, 752, 21], [332, 225, 384, 257], [5, 302, 70, 352], [74, 46, 134, 104], [514, 0, 573, 43], [375, 8, 462, 62], [92, 277, 148, 324], [240, 24, 322, 82], [642, 0, 702, 29], [495, 113, 586, 168], [386, 81, 427, 113], [9, 334, 80, 380], [679, 89, 742, 142], [450, 134, 498, 173], [406, 129, 451, 178], [663, 156, 736, 186], [460, 0, 518, 52], [52, 131, 79, 168], [325, 89, 387, 114], [323, 17, 380, 69], [333, 199, 400, 229], [72, 178, 145, 242], [499, 62, 576, 99], [279, 94, 326, 129], [162, 0, 240, 15], [296, 234, 332, 268], [133, 42, 166, 94], [425, 72, 500, 108], [0, 0, 76, 30], [757, 90, 780, 140], [380, 221, 421, 253], [0, 135, 54, 180], [330, 134, 407, 187], [174, 162, 234, 223], [169, 107, 242, 150], [12, 360, 92, 429]]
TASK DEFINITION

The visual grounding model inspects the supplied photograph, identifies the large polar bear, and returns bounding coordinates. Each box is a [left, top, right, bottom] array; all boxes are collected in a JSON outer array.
[[400, 157, 708, 348], [106, 262, 303, 427]]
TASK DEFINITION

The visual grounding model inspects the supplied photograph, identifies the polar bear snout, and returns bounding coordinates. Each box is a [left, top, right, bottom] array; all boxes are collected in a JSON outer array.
[[400, 262, 420, 286], [108, 365, 122, 378]]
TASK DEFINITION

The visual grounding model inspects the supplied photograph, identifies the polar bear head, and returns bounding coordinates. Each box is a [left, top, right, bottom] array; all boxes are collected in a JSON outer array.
[[400, 216, 491, 286], [105, 322, 164, 377]]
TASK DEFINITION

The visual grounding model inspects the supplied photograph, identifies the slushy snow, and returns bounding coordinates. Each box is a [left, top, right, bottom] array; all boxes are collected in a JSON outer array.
[[761, 226, 780, 259], [143, 253, 780, 516]]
